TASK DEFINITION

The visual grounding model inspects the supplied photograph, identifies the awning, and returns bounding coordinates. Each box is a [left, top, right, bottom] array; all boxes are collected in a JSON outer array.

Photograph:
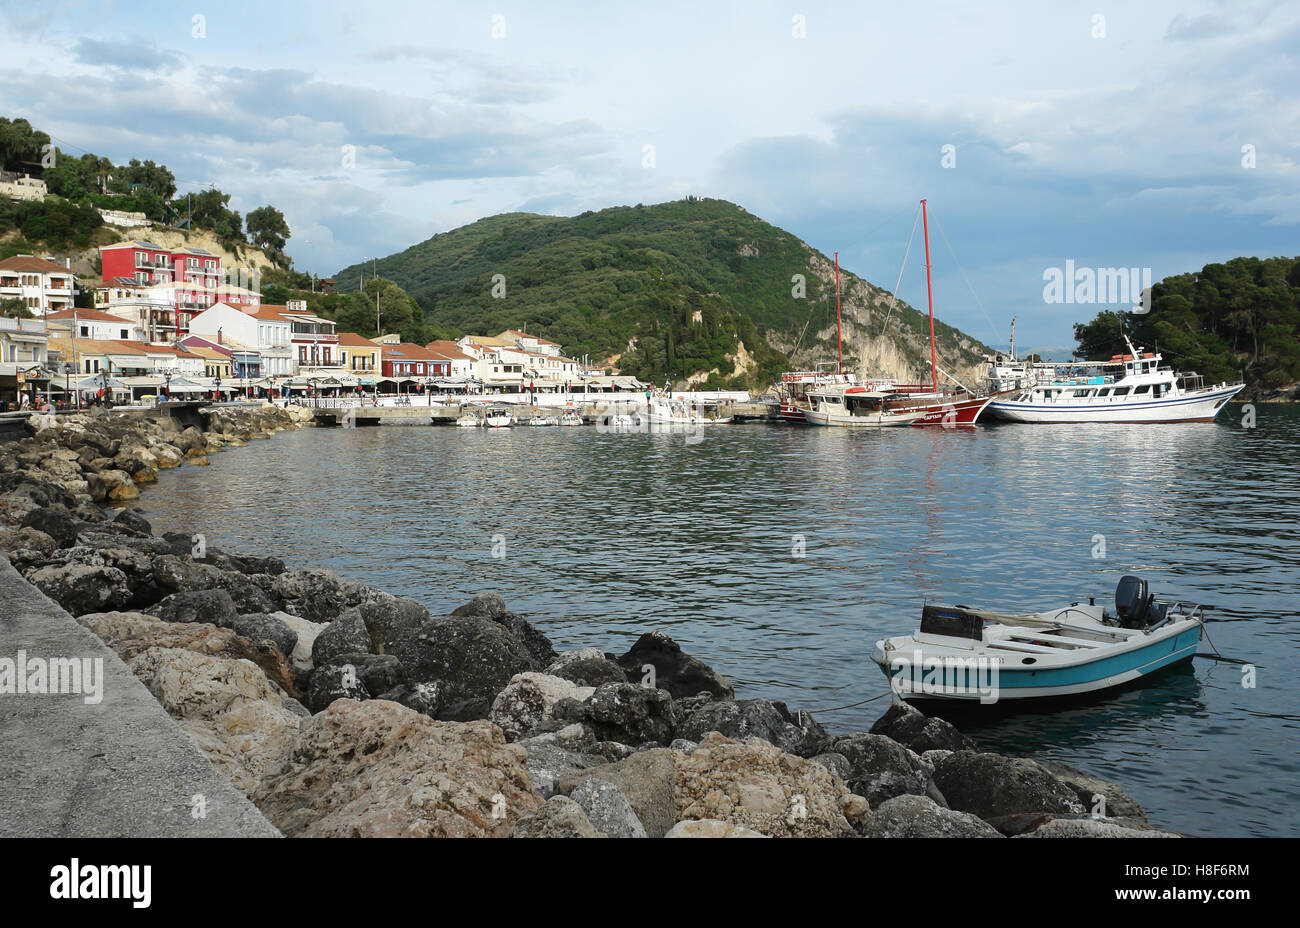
[[76, 376, 128, 390]]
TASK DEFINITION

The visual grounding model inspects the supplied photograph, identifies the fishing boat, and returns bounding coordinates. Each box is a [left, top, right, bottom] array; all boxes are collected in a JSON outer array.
[[870, 575, 1205, 704], [985, 335, 1244, 424], [484, 407, 514, 428], [804, 386, 930, 427]]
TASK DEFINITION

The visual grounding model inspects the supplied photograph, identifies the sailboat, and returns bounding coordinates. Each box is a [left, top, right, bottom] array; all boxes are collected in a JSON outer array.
[[804, 200, 1009, 428]]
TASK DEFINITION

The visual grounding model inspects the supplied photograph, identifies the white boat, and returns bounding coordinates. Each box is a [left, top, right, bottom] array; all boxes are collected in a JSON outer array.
[[484, 408, 514, 428], [528, 415, 555, 426], [871, 575, 1205, 704], [559, 410, 584, 427], [455, 413, 481, 427], [645, 395, 733, 425], [986, 336, 1243, 424], [804, 386, 929, 427]]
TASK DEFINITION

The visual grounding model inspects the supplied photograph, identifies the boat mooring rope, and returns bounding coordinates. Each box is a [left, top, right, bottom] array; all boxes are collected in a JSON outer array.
[[1195, 619, 1251, 664], [800, 690, 896, 714]]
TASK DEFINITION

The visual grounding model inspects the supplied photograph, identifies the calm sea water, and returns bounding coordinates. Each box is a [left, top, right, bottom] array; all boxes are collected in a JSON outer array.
[[141, 407, 1300, 837]]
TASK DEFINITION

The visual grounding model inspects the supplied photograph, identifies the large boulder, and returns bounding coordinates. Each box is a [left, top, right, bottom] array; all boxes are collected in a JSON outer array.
[[229, 612, 297, 659], [127, 647, 301, 793], [450, 594, 556, 668], [860, 794, 1002, 838], [869, 701, 977, 754], [508, 796, 606, 838], [252, 699, 543, 837], [671, 733, 860, 837], [1016, 818, 1181, 838], [827, 732, 942, 808], [350, 597, 431, 653], [0, 525, 57, 557], [25, 563, 132, 615], [77, 610, 298, 696], [1038, 761, 1147, 824], [545, 648, 628, 687], [932, 752, 1088, 820], [556, 682, 681, 746], [306, 653, 408, 713], [20, 506, 78, 549], [678, 697, 828, 757], [568, 777, 647, 838], [271, 568, 385, 623], [614, 630, 733, 699], [144, 589, 240, 627], [388, 614, 535, 721], [311, 609, 373, 665], [489, 672, 595, 740], [556, 748, 679, 838]]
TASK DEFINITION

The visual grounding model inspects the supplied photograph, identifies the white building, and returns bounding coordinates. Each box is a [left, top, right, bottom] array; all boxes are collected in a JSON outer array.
[[0, 316, 51, 407], [188, 302, 294, 377], [45, 308, 142, 343], [0, 254, 76, 315], [0, 173, 47, 203]]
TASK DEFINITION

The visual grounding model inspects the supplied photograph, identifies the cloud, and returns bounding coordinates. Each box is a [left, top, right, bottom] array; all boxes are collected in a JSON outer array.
[[71, 37, 183, 73]]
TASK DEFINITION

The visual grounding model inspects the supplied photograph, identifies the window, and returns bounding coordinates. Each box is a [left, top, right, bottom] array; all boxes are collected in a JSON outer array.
[[79, 325, 89, 337], [120, 329, 129, 339], [1134, 384, 1152, 395], [1113, 387, 1131, 397]]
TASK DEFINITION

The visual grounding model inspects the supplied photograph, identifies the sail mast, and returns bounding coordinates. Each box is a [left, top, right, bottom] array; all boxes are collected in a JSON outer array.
[[835, 251, 841, 374], [921, 199, 938, 392]]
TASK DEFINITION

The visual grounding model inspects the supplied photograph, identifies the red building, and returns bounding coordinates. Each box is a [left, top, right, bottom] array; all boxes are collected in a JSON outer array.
[[98, 240, 258, 337], [381, 343, 450, 379]]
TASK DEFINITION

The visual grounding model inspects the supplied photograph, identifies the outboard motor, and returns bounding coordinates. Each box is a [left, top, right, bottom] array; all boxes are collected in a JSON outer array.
[[1115, 575, 1151, 628]]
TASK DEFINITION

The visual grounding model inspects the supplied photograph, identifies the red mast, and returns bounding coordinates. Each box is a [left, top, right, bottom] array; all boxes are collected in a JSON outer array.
[[835, 251, 841, 373], [921, 199, 938, 392]]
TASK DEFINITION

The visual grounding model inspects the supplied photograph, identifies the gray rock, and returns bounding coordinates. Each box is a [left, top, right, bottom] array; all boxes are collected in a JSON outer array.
[[678, 697, 828, 757], [517, 737, 605, 798], [829, 732, 943, 808], [556, 682, 680, 746], [811, 752, 853, 783], [350, 597, 431, 653], [545, 648, 628, 687], [388, 614, 534, 721], [614, 630, 734, 699], [860, 794, 1003, 838], [307, 653, 408, 712], [932, 752, 1087, 820], [569, 777, 647, 838], [669, 738, 699, 754], [508, 796, 606, 838], [555, 748, 678, 838], [111, 508, 153, 536], [1038, 761, 1147, 823], [870, 701, 977, 754], [230, 612, 297, 657], [24, 563, 132, 616], [144, 589, 239, 626], [21, 506, 79, 549], [311, 609, 373, 665]]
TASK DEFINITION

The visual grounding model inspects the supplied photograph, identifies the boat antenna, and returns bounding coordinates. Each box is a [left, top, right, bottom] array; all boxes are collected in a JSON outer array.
[[921, 199, 938, 392], [1009, 316, 1017, 361]]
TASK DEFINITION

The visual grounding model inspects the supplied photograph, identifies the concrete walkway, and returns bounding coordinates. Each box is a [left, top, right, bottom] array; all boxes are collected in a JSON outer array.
[[0, 557, 280, 837]]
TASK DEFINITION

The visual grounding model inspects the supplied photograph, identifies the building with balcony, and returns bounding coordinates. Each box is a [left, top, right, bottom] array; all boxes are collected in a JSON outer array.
[[189, 302, 293, 378], [92, 280, 177, 343], [0, 254, 76, 315], [279, 300, 339, 377], [44, 308, 142, 343], [0, 315, 51, 408], [0, 172, 48, 203], [338, 332, 381, 377]]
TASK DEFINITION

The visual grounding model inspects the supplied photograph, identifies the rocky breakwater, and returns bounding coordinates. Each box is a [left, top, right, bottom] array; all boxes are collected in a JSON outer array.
[[1, 407, 1180, 838]]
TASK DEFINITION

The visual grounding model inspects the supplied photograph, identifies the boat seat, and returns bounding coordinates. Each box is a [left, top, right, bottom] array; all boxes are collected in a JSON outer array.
[[983, 638, 1070, 654], [1005, 631, 1107, 648]]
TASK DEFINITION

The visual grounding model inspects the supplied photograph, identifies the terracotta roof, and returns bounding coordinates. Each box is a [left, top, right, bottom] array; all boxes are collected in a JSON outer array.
[[45, 309, 132, 324], [382, 343, 444, 361], [498, 329, 558, 346], [338, 332, 380, 348], [0, 254, 75, 275], [425, 340, 474, 361]]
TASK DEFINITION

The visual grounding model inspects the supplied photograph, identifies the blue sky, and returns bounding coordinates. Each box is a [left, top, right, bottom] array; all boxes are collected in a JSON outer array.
[[2, 0, 1296, 353]]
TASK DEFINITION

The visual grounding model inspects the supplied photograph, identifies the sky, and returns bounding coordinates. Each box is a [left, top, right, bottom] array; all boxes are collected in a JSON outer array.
[[2, 0, 1297, 354]]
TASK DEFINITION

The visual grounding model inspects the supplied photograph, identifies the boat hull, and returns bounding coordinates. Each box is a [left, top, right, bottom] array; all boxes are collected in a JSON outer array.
[[907, 393, 1000, 427], [987, 384, 1242, 424], [872, 623, 1202, 702]]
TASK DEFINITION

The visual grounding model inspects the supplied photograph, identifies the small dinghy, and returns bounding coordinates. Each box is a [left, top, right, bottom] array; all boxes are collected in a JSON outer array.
[[870, 575, 1204, 704]]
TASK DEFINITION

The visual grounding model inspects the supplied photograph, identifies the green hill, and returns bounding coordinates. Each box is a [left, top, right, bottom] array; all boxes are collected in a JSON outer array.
[[333, 198, 992, 390], [1074, 256, 1300, 401]]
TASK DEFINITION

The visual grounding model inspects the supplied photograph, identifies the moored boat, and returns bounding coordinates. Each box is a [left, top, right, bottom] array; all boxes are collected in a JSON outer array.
[[484, 407, 514, 428], [986, 336, 1243, 424], [870, 575, 1205, 704]]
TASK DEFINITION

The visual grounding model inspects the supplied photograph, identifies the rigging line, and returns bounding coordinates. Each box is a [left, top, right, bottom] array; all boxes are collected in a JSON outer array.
[[800, 690, 895, 714], [877, 204, 922, 344], [932, 213, 1003, 349]]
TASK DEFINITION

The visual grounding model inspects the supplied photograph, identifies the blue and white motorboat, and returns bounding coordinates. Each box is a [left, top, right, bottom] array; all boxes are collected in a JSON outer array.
[[984, 336, 1242, 424], [870, 576, 1205, 704]]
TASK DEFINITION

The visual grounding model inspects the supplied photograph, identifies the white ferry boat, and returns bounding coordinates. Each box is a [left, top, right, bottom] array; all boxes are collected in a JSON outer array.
[[986, 338, 1242, 424]]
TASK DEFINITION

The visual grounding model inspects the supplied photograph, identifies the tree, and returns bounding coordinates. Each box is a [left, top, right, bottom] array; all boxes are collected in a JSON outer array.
[[0, 297, 32, 318], [246, 205, 290, 258], [112, 159, 177, 200], [175, 188, 246, 246], [0, 118, 50, 172]]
